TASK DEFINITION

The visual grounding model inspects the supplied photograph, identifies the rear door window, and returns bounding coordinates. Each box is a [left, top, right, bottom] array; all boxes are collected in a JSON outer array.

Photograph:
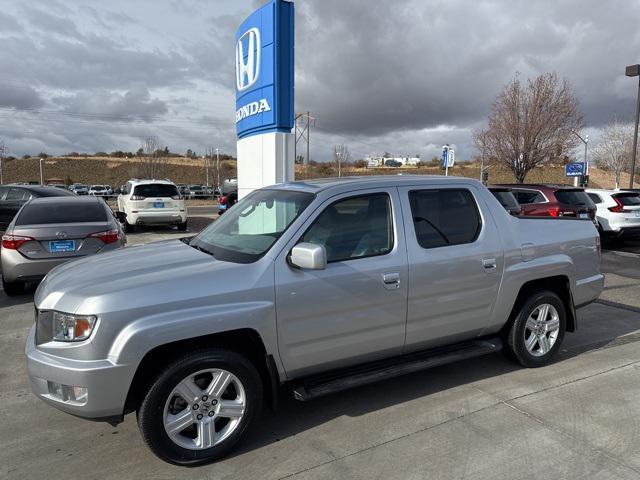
[[16, 203, 108, 225], [133, 184, 179, 198], [587, 193, 602, 204], [613, 192, 640, 206], [408, 189, 481, 249], [6, 188, 31, 201], [554, 190, 594, 207], [512, 189, 545, 204]]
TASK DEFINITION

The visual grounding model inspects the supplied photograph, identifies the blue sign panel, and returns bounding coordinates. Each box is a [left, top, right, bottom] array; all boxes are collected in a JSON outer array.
[[565, 162, 586, 177], [441, 146, 448, 169], [235, 0, 294, 139]]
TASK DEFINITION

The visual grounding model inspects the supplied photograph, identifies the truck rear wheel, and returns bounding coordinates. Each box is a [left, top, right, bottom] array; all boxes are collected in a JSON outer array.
[[137, 349, 262, 466], [504, 290, 566, 368]]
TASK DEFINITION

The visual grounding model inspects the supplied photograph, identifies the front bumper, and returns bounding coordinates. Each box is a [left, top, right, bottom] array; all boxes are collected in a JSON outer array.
[[25, 325, 134, 419]]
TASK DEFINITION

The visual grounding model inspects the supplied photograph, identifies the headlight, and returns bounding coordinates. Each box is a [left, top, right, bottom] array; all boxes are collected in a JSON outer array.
[[52, 312, 97, 342]]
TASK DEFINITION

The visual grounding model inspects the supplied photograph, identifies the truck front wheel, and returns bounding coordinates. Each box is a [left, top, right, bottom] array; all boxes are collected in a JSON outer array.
[[504, 291, 566, 368], [137, 349, 262, 466]]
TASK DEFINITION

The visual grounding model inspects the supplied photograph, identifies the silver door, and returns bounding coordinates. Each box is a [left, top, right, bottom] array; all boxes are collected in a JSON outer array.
[[274, 188, 408, 378], [398, 185, 504, 353]]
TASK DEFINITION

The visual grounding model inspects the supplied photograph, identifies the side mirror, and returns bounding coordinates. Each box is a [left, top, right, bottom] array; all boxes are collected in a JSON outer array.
[[290, 242, 327, 270]]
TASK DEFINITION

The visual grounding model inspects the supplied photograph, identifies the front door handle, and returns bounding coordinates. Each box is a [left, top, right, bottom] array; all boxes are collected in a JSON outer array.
[[382, 272, 401, 289], [482, 258, 497, 271]]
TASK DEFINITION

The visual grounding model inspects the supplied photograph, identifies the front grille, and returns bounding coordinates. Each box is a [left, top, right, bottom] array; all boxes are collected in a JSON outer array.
[[35, 310, 53, 345]]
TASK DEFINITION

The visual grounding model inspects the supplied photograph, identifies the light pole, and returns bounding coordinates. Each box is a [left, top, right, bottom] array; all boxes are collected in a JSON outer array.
[[626, 64, 640, 188], [39, 158, 44, 185], [215, 148, 220, 193], [571, 131, 589, 187], [203, 155, 209, 187]]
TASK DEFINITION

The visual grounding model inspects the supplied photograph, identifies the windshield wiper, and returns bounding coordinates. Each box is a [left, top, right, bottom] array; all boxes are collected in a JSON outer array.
[[183, 237, 215, 257], [413, 216, 450, 244]]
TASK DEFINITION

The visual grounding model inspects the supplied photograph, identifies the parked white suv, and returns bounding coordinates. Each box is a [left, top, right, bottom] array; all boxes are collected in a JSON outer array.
[[117, 179, 187, 232], [585, 189, 640, 236]]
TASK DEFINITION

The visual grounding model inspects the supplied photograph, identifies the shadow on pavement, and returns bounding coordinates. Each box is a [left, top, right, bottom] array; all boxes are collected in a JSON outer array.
[[231, 302, 640, 459]]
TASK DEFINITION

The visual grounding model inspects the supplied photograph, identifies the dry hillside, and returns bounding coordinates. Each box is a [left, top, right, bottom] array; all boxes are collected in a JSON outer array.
[[0, 155, 630, 189]]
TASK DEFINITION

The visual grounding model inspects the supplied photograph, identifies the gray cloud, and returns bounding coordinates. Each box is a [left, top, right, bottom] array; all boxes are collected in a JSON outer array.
[[0, 84, 45, 110], [1, 0, 640, 161]]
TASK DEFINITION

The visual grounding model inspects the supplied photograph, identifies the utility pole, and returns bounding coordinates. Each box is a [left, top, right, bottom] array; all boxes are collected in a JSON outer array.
[[204, 155, 209, 187], [39, 158, 44, 185], [294, 112, 315, 165], [216, 148, 220, 193], [0, 140, 5, 185], [626, 64, 640, 188]]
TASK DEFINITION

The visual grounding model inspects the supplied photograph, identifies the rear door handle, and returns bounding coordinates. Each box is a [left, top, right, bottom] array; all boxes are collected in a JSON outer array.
[[382, 272, 400, 289], [482, 258, 497, 271]]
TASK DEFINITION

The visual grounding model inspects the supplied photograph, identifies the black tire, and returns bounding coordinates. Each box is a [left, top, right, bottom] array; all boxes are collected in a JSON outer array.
[[2, 277, 24, 296], [124, 220, 136, 233], [177, 221, 188, 232], [137, 349, 262, 466], [504, 290, 566, 368]]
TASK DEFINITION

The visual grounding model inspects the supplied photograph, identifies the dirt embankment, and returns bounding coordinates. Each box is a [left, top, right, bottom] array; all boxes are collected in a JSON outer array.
[[0, 156, 624, 189]]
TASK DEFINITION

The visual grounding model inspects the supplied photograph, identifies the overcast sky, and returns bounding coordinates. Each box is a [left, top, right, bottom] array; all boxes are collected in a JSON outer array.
[[1, 0, 640, 161]]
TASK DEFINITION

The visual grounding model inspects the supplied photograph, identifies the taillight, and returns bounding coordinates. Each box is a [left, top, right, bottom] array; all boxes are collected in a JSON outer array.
[[547, 207, 560, 217], [1, 234, 35, 250], [608, 198, 625, 213], [130, 195, 145, 201], [220, 196, 228, 205], [87, 229, 121, 244]]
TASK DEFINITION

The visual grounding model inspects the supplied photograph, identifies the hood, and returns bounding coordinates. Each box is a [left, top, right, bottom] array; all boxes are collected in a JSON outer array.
[[35, 240, 259, 314]]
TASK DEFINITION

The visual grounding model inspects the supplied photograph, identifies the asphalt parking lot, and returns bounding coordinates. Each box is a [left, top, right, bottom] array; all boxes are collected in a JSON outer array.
[[2, 221, 640, 479]]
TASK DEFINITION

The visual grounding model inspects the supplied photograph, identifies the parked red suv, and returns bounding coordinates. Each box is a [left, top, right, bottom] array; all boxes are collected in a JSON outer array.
[[494, 184, 596, 220]]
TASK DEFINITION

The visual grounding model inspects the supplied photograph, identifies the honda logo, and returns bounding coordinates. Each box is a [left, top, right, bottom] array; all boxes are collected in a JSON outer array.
[[236, 27, 260, 92]]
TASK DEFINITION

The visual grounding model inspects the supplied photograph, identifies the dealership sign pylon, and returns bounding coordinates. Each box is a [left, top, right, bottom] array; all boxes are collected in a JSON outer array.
[[235, 0, 295, 198]]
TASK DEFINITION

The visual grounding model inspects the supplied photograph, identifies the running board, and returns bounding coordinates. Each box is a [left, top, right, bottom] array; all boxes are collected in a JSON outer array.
[[291, 338, 502, 402]]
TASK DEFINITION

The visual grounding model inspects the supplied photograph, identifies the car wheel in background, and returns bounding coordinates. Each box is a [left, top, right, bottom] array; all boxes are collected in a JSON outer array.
[[503, 290, 566, 368], [137, 349, 262, 466], [177, 221, 188, 232], [124, 221, 136, 233], [2, 276, 25, 296]]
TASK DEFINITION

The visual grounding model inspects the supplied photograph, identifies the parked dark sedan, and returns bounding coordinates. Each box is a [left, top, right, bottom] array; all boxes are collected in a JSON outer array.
[[0, 185, 76, 231]]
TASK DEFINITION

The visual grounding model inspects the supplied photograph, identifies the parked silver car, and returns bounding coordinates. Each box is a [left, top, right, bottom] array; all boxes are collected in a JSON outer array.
[[26, 176, 602, 465], [1, 196, 125, 295]]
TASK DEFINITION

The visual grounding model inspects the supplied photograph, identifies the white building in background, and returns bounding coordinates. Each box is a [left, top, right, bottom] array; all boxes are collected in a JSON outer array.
[[365, 155, 421, 168]]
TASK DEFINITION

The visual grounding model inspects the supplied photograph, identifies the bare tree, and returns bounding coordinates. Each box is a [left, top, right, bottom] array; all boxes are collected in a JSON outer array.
[[333, 144, 351, 177], [137, 136, 166, 179], [593, 121, 633, 189], [474, 73, 583, 183]]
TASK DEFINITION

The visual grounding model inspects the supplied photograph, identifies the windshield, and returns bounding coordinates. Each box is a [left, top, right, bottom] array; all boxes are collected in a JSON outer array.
[[613, 192, 640, 206], [555, 190, 594, 207], [189, 189, 314, 263], [17, 202, 107, 225], [133, 184, 179, 197], [490, 190, 520, 211]]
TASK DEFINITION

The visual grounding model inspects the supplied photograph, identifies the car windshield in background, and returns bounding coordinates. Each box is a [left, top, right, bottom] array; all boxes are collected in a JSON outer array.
[[554, 190, 594, 207], [613, 192, 640, 206], [190, 189, 314, 263], [490, 190, 520, 210], [16, 202, 107, 225], [133, 184, 179, 198]]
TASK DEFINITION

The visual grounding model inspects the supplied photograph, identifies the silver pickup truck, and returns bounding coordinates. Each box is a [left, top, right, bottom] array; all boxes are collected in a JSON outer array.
[[26, 175, 603, 465]]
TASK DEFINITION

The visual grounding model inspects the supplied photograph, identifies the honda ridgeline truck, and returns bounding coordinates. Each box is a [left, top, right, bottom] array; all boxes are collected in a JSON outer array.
[[26, 176, 603, 465]]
